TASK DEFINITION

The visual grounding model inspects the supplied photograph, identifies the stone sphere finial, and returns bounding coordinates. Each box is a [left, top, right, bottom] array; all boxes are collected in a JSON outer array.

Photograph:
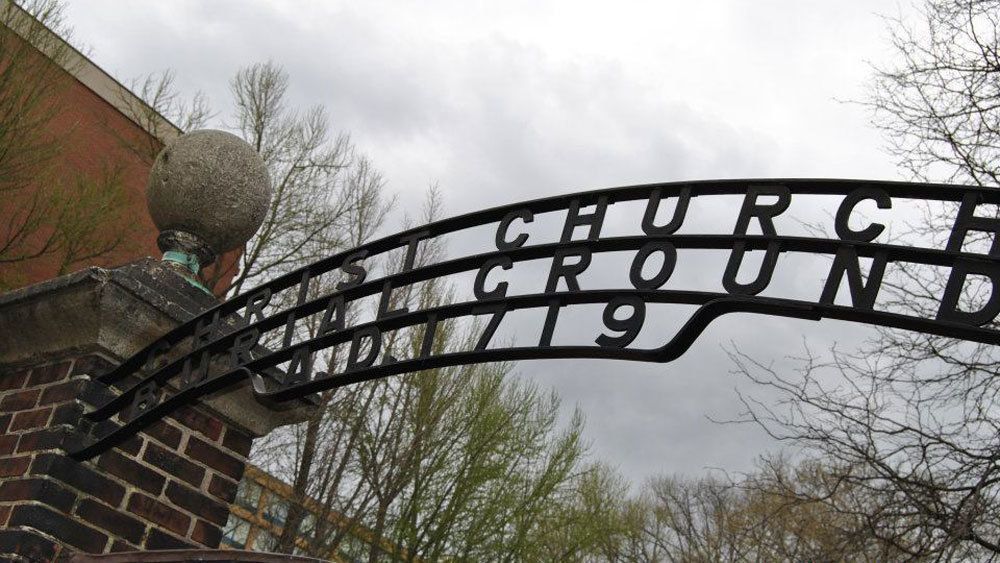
[[147, 129, 272, 268]]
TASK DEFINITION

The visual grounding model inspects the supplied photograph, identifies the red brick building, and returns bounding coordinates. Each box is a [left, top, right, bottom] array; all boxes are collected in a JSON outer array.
[[0, 4, 236, 294], [0, 5, 322, 561]]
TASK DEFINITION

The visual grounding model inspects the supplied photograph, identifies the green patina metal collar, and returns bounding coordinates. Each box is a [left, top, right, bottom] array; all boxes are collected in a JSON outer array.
[[162, 250, 212, 295]]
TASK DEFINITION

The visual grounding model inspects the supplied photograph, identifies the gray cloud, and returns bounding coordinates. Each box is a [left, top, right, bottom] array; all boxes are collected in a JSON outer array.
[[68, 0, 911, 482]]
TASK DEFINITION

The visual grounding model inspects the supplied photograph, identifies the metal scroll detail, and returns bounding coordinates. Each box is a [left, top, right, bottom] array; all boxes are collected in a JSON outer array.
[[69, 179, 1000, 460]]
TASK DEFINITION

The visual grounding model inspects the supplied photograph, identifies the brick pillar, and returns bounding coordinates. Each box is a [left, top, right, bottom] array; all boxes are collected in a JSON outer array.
[[0, 261, 313, 561]]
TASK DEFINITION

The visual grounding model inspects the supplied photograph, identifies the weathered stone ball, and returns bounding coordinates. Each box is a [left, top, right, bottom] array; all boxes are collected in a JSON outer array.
[[147, 129, 272, 256]]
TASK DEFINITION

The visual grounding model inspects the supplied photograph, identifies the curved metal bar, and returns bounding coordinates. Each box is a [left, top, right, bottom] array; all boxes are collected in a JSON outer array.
[[85, 231, 985, 422], [70, 367, 256, 461], [86, 286, 710, 421], [93, 179, 987, 389], [249, 295, 1000, 403], [69, 286, 1000, 460]]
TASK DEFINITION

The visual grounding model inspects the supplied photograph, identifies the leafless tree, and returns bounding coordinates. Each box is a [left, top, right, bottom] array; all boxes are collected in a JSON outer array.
[[114, 69, 211, 164], [868, 0, 1000, 186], [219, 61, 365, 295], [726, 2, 1000, 559], [579, 457, 915, 562], [731, 344, 1000, 560]]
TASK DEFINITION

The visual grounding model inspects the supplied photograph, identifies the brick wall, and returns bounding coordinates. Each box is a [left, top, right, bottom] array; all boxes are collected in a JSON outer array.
[[0, 18, 242, 296], [0, 354, 253, 561]]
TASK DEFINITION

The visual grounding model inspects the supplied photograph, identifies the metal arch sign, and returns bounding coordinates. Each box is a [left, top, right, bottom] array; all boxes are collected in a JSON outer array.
[[70, 179, 1000, 460]]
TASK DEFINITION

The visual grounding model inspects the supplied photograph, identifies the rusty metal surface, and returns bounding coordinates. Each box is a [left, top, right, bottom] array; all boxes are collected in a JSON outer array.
[[66, 549, 326, 562]]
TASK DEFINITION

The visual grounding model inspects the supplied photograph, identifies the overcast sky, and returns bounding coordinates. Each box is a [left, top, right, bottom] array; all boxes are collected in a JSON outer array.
[[67, 0, 916, 483]]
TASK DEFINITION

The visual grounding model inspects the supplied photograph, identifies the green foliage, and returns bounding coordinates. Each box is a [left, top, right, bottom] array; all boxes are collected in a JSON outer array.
[[256, 267, 595, 561]]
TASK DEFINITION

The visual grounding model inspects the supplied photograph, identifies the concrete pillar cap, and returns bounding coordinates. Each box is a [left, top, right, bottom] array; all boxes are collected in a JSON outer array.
[[147, 129, 271, 266]]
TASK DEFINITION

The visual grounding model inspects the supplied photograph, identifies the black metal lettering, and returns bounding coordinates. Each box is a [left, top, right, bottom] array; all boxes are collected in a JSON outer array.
[[225, 310, 250, 329], [629, 242, 677, 290], [77, 179, 1000, 463], [192, 310, 220, 347], [420, 314, 438, 358], [125, 381, 159, 422], [545, 248, 592, 292], [733, 185, 791, 236], [180, 351, 211, 390], [722, 242, 781, 295], [473, 305, 507, 351], [595, 296, 646, 348], [642, 187, 690, 235], [496, 209, 534, 250], [318, 295, 346, 335], [229, 329, 261, 368], [347, 326, 382, 371], [947, 192, 1000, 256], [142, 340, 171, 372], [819, 247, 887, 310], [539, 300, 561, 347], [283, 270, 312, 347], [243, 288, 272, 325], [377, 280, 409, 319], [337, 250, 369, 289], [284, 346, 314, 386], [937, 259, 1000, 326], [835, 188, 891, 242], [561, 196, 609, 242], [399, 230, 431, 272], [474, 256, 513, 300]]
